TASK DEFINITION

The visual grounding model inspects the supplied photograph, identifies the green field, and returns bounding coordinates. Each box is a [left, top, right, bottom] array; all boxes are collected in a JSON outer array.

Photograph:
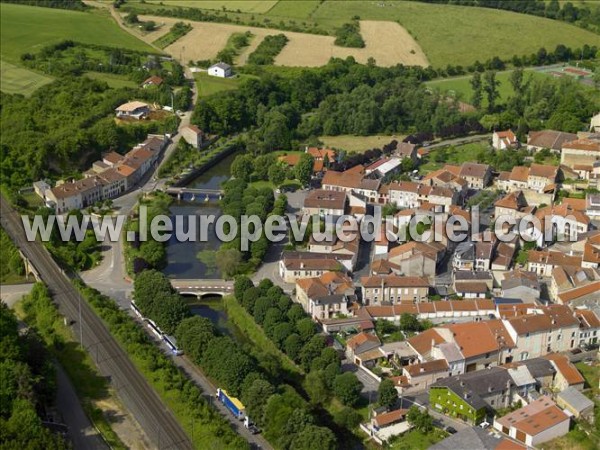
[[1, 60, 53, 96], [0, 3, 154, 64], [426, 69, 548, 106], [266, 0, 321, 19], [84, 71, 137, 89], [148, 0, 278, 13], [194, 72, 242, 97], [320, 134, 405, 153]]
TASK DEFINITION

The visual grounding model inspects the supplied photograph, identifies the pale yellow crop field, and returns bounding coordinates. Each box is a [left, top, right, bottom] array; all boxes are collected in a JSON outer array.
[[137, 15, 428, 67]]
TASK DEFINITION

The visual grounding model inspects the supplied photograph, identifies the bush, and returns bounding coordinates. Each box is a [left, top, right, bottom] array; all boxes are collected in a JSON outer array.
[[334, 22, 365, 48]]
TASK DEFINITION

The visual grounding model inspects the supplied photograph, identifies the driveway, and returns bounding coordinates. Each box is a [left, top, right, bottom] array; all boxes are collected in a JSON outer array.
[[341, 361, 380, 400]]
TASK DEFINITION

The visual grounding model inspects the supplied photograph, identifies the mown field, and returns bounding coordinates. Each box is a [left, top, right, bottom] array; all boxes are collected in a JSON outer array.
[[194, 72, 242, 97], [84, 71, 138, 89], [0, 60, 53, 96], [0, 3, 154, 63], [319, 134, 404, 153], [130, 0, 600, 68], [148, 0, 278, 14]]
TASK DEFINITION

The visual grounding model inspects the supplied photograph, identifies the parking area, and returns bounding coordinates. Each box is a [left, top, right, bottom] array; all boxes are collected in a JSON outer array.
[[342, 361, 380, 399]]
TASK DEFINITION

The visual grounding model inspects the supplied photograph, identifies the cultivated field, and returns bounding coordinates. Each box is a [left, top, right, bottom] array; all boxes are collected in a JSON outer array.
[[148, 0, 278, 14], [138, 15, 427, 67], [0, 3, 154, 64], [319, 135, 405, 153], [132, 1, 600, 68], [276, 20, 428, 67], [1, 60, 53, 96]]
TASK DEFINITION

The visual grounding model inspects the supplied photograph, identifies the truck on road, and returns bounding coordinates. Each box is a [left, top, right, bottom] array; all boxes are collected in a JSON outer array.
[[216, 388, 258, 432]]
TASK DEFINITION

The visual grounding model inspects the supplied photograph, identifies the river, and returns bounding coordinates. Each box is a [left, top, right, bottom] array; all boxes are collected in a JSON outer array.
[[163, 152, 236, 279]]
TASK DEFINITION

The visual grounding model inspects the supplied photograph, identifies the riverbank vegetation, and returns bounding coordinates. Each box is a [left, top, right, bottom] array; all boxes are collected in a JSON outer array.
[[19, 283, 126, 449], [75, 280, 249, 449], [125, 192, 173, 274], [0, 301, 70, 449]]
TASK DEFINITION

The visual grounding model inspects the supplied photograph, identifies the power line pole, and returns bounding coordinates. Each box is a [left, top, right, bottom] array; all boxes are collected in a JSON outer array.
[[79, 295, 83, 349]]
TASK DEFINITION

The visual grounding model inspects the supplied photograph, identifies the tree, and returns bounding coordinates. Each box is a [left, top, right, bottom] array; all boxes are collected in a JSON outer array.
[[377, 379, 398, 409], [400, 313, 421, 332], [333, 407, 362, 430], [470, 72, 483, 109], [242, 287, 261, 313], [290, 424, 336, 450], [295, 153, 314, 186], [175, 316, 216, 362], [483, 71, 500, 113], [296, 317, 316, 343], [305, 370, 329, 405], [215, 248, 242, 279], [406, 406, 433, 433], [231, 154, 254, 181], [299, 335, 327, 371], [268, 163, 286, 186], [333, 372, 362, 406], [242, 379, 275, 426], [284, 333, 303, 361], [234, 275, 254, 302]]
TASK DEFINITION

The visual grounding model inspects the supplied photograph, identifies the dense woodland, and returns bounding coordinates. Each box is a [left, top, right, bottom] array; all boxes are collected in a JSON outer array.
[[195, 58, 596, 157], [0, 296, 69, 449]]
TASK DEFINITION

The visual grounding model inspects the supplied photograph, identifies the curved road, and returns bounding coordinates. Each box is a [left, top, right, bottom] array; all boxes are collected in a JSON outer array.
[[0, 195, 191, 450]]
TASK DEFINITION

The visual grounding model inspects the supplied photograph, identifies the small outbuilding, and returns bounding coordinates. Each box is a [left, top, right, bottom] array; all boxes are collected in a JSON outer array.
[[556, 386, 594, 421]]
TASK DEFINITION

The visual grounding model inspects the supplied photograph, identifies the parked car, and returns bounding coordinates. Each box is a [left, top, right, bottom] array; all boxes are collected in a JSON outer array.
[[445, 426, 457, 434], [479, 421, 490, 429]]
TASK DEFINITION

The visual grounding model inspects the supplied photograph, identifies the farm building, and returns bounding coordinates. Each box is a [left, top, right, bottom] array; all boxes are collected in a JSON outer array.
[[208, 62, 232, 78]]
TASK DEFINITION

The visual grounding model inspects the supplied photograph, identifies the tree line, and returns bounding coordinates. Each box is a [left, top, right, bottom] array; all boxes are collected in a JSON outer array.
[[1, 0, 86, 10], [217, 178, 285, 276], [74, 280, 249, 448], [1, 289, 69, 449], [247, 34, 289, 65], [232, 277, 369, 437]]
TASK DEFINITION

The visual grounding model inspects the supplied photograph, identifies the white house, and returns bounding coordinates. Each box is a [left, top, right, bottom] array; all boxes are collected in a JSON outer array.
[[208, 62, 232, 78]]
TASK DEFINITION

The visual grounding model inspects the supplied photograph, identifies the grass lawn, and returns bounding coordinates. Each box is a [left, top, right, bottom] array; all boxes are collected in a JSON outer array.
[[320, 135, 404, 153], [419, 141, 490, 174], [575, 361, 599, 396], [84, 71, 137, 89], [0, 3, 154, 64], [222, 295, 303, 376], [266, 0, 321, 19], [426, 69, 549, 106], [1, 60, 53, 96], [194, 72, 242, 97], [387, 428, 448, 450]]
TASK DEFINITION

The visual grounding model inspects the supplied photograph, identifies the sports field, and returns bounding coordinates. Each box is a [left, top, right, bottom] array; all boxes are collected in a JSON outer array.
[[1, 60, 53, 96], [0, 3, 154, 64]]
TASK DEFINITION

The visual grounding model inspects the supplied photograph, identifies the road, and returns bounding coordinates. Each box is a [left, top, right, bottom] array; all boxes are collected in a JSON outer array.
[[0, 195, 192, 450]]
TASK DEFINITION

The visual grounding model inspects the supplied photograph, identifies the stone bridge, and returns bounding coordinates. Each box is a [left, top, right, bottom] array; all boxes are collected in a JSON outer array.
[[165, 187, 223, 201], [170, 279, 234, 297]]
